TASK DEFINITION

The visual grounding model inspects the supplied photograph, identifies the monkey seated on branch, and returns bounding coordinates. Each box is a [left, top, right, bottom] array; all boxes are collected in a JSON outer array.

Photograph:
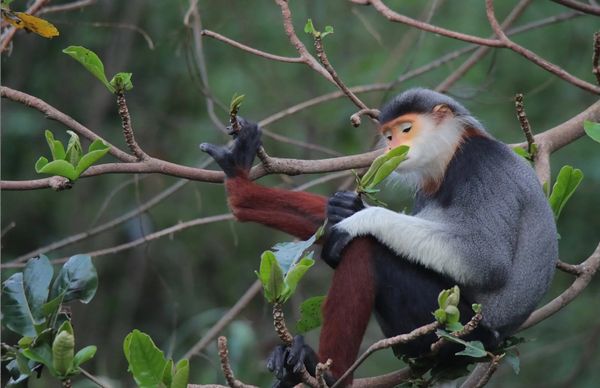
[[200, 88, 557, 387]]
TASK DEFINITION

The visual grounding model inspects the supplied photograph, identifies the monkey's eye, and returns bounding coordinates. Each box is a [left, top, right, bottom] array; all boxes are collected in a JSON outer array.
[[383, 129, 393, 141], [399, 122, 412, 133]]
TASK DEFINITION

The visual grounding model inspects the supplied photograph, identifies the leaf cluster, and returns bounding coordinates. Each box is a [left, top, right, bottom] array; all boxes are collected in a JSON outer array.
[[255, 251, 314, 304], [63, 45, 133, 94], [1, 255, 98, 385], [35, 130, 110, 181]]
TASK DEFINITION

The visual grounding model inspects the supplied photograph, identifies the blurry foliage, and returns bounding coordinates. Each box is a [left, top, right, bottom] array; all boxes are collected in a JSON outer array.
[[1, 0, 599, 387]]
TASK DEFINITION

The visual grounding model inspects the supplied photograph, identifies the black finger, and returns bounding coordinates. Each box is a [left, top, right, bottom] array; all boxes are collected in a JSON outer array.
[[287, 335, 305, 367], [199, 142, 226, 159], [267, 346, 286, 373]]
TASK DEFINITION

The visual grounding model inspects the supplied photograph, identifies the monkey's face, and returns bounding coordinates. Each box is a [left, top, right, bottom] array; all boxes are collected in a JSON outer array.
[[379, 104, 464, 190]]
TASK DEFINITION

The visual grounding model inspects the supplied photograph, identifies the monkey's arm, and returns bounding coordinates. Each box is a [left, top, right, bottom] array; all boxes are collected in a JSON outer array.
[[226, 176, 326, 240], [334, 206, 511, 289], [201, 119, 327, 240]]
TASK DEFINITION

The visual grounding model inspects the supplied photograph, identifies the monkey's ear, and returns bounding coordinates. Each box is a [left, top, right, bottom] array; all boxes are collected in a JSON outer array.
[[432, 104, 453, 116]]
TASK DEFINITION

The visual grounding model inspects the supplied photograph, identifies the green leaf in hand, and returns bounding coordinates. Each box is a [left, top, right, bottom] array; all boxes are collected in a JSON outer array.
[[63, 46, 115, 93]]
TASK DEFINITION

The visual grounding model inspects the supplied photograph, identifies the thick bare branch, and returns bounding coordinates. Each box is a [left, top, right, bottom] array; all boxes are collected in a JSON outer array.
[[1, 86, 136, 162]]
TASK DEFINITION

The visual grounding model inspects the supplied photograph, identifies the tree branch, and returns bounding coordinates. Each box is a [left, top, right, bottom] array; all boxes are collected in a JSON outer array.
[[551, 0, 600, 16]]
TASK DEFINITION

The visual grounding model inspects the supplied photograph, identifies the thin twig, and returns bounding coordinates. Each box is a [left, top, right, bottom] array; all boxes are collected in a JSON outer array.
[[484, 0, 600, 94], [217, 337, 259, 388], [38, 0, 96, 15], [316, 359, 333, 388], [78, 367, 109, 388], [272, 303, 319, 388], [551, 0, 600, 16], [202, 29, 303, 63], [184, 0, 226, 132], [350, 108, 381, 127], [593, 32, 600, 85], [430, 313, 483, 354], [183, 281, 262, 360], [273, 0, 335, 85], [331, 322, 439, 388], [471, 355, 502, 388], [1, 221, 16, 238], [514, 93, 535, 155], [116, 92, 148, 161], [436, 0, 532, 93], [313, 35, 371, 112]]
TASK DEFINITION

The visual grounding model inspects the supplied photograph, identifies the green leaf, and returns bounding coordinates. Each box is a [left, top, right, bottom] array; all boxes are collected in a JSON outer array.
[[512, 146, 530, 160], [446, 322, 464, 332], [52, 330, 75, 376], [433, 308, 446, 324], [281, 257, 314, 301], [321, 25, 334, 38], [171, 359, 190, 388], [109, 72, 133, 92], [304, 18, 317, 36], [72, 345, 97, 368], [35, 159, 78, 181], [23, 255, 54, 324], [1, 273, 37, 337], [75, 141, 110, 176], [65, 130, 83, 166], [437, 288, 450, 309], [271, 233, 317, 273], [123, 330, 167, 388], [455, 341, 487, 358], [229, 93, 245, 114], [472, 303, 482, 313], [548, 165, 584, 221], [444, 305, 460, 324], [360, 154, 387, 188], [505, 349, 520, 375], [368, 155, 407, 189], [583, 120, 600, 143], [256, 251, 285, 303], [42, 293, 65, 319], [361, 145, 409, 190], [22, 344, 53, 370], [162, 359, 173, 386], [63, 46, 115, 93], [44, 130, 66, 160], [50, 254, 98, 304], [296, 295, 325, 333], [436, 330, 488, 358]]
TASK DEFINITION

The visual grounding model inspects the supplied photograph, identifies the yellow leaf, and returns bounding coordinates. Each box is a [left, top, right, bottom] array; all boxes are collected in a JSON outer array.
[[12, 12, 59, 38]]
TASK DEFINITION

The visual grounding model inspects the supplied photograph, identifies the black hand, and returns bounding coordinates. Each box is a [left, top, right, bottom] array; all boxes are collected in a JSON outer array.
[[266, 335, 319, 388], [199, 117, 261, 177], [327, 191, 365, 225], [321, 191, 364, 268]]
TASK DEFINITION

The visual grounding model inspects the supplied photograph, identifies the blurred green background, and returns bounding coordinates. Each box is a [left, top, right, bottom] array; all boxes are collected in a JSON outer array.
[[1, 0, 599, 387]]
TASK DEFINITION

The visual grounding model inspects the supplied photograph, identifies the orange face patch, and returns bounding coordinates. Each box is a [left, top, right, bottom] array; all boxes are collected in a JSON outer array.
[[379, 113, 420, 151]]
